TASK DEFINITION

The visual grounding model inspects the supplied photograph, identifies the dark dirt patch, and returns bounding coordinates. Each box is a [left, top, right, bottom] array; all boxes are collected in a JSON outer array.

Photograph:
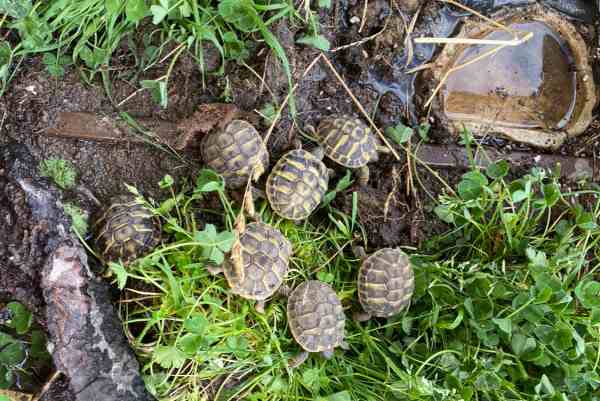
[[2, 0, 597, 251]]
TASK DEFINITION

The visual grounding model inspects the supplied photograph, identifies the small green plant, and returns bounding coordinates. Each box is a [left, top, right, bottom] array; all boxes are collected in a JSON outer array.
[[0, 41, 18, 97], [0, 0, 31, 19], [39, 158, 77, 190], [385, 121, 430, 144], [258, 102, 277, 125], [114, 152, 600, 400], [2, 0, 305, 114], [62, 202, 89, 236], [322, 170, 353, 207], [297, 0, 331, 51], [0, 302, 50, 390], [41, 52, 72, 77]]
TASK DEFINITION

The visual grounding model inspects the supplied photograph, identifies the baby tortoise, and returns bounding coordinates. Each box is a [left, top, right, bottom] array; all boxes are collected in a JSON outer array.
[[354, 247, 414, 321], [209, 222, 292, 313], [201, 119, 269, 189], [308, 115, 390, 186], [94, 195, 161, 264], [287, 280, 347, 367], [266, 148, 329, 221]]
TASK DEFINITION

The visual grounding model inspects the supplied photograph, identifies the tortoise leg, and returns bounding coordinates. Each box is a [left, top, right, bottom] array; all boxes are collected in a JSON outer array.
[[311, 146, 325, 161], [278, 284, 291, 297], [339, 341, 350, 350], [252, 186, 266, 200], [76, 185, 101, 207], [293, 219, 305, 227], [327, 168, 336, 180], [288, 351, 309, 368], [255, 300, 266, 314], [377, 145, 392, 154], [352, 246, 368, 261], [356, 165, 369, 186], [304, 124, 317, 137], [321, 350, 334, 359], [352, 311, 372, 322], [206, 264, 223, 275]]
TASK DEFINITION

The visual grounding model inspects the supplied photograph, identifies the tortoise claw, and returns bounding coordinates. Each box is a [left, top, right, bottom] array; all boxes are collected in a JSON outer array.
[[356, 165, 369, 187], [311, 146, 325, 161], [206, 264, 223, 275], [321, 350, 334, 359], [278, 284, 291, 297], [352, 246, 367, 261], [288, 351, 309, 368], [255, 300, 266, 314], [352, 311, 371, 322], [377, 145, 391, 154]]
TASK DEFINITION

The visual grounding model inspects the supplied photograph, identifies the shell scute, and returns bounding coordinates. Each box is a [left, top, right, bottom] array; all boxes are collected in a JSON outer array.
[[201, 120, 269, 189], [223, 222, 292, 301], [94, 195, 161, 264], [266, 149, 329, 221], [358, 248, 414, 318], [316, 115, 379, 168], [287, 281, 346, 353]]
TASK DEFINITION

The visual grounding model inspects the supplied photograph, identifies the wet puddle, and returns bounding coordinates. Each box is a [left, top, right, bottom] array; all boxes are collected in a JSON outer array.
[[443, 21, 577, 131]]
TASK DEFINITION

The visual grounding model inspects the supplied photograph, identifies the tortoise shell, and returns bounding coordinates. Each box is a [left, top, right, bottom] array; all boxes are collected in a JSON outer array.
[[224, 222, 292, 300], [287, 280, 346, 353], [94, 195, 161, 264], [266, 149, 329, 221], [357, 248, 414, 318], [315, 115, 379, 168], [201, 120, 269, 189]]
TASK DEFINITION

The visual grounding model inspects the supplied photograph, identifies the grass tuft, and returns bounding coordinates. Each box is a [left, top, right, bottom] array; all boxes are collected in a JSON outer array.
[[114, 153, 600, 400], [39, 158, 77, 190]]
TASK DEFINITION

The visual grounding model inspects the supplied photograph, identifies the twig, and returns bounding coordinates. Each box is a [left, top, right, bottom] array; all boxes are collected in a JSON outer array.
[[441, 0, 514, 32], [312, 240, 353, 273], [414, 36, 529, 46], [32, 371, 62, 401], [263, 54, 324, 145], [331, 23, 389, 52], [358, 0, 369, 33], [242, 60, 276, 100], [404, 5, 421, 67], [321, 54, 401, 160], [117, 87, 144, 107]]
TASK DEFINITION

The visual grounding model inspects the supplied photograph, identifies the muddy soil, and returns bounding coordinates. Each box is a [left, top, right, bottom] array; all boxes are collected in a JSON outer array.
[[1, 1, 599, 399], [3, 1, 596, 247]]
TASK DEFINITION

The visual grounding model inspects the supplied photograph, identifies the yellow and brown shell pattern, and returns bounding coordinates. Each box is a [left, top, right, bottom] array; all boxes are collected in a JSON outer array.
[[266, 149, 329, 221], [287, 280, 346, 353], [224, 222, 292, 300], [94, 195, 161, 264], [201, 120, 269, 189], [315, 115, 379, 168], [357, 248, 414, 318]]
